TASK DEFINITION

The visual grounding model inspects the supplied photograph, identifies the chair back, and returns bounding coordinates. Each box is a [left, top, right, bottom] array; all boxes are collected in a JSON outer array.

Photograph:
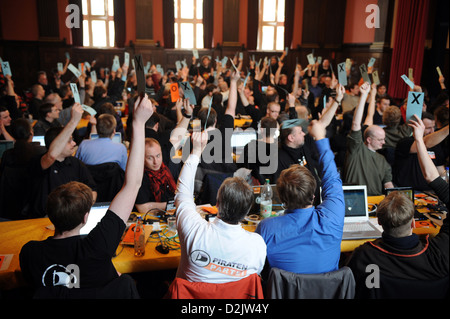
[[86, 162, 125, 202], [164, 273, 264, 299], [266, 267, 356, 299]]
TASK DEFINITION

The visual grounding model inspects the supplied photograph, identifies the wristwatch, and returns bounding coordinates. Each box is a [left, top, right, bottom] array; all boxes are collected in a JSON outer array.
[[183, 112, 192, 119]]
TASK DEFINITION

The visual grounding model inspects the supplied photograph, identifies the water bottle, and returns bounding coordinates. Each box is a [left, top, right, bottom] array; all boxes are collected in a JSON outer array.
[[260, 179, 273, 219], [134, 216, 145, 257]]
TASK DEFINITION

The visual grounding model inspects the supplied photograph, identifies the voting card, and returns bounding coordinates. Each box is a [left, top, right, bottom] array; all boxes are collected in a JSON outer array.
[[112, 55, 120, 72], [78, 63, 84, 74], [221, 56, 228, 67], [84, 61, 91, 70], [368, 57, 376, 68], [170, 83, 180, 102], [82, 104, 97, 116], [65, 52, 70, 60], [134, 54, 146, 95], [1, 62, 11, 76], [408, 68, 414, 81], [124, 52, 130, 67], [193, 50, 199, 59], [181, 59, 188, 68], [175, 61, 182, 71], [307, 53, 315, 65], [317, 56, 322, 65], [401, 74, 415, 90], [337, 62, 347, 86], [181, 81, 197, 105], [359, 64, 371, 84], [68, 63, 81, 78], [436, 67, 443, 77], [57, 63, 63, 72], [90, 71, 97, 83], [406, 91, 424, 122], [372, 70, 380, 85], [70, 83, 80, 104]]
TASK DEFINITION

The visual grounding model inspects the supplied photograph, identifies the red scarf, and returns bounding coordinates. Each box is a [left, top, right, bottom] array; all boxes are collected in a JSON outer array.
[[145, 162, 176, 202]]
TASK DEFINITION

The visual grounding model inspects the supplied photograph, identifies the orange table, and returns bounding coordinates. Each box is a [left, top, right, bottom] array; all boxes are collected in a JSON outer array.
[[0, 217, 180, 291]]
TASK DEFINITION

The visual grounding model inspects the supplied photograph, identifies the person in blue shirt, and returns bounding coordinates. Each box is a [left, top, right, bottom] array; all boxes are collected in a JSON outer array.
[[76, 113, 128, 171], [255, 118, 345, 274]]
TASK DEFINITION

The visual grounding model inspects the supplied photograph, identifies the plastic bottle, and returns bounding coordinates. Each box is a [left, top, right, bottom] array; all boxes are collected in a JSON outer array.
[[260, 179, 273, 218], [134, 216, 145, 257]]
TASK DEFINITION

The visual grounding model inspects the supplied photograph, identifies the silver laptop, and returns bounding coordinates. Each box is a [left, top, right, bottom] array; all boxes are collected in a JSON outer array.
[[32, 135, 46, 146], [342, 185, 382, 240], [80, 202, 110, 235]]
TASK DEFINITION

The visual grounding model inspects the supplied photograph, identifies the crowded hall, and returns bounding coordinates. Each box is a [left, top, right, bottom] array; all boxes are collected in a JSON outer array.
[[0, 0, 448, 305]]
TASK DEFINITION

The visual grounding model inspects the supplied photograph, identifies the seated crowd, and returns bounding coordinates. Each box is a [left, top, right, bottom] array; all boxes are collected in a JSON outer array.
[[0, 51, 448, 299]]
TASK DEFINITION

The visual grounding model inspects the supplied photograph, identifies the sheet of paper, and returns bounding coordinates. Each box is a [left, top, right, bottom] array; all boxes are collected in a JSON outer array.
[[337, 62, 347, 86], [70, 83, 80, 104], [124, 52, 130, 67], [82, 104, 97, 116], [401, 74, 415, 90], [372, 70, 380, 85], [180, 81, 197, 105], [134, 54, 146, 94], [406, 91, 424, 122], [1, 62, 11, 76], [170, 83, 180, 102], [90, 71, 97, 83], [359, 64, 371, 85], [307, 53, 315, 65], [112, 55, 120, 72], [57, 62, 63, 72], [368, 57, 376, 68], [68, 63, 81, 78]]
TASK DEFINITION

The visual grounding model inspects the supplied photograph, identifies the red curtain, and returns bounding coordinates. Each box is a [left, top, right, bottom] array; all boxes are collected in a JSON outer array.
[[388, 0, 430, 100]]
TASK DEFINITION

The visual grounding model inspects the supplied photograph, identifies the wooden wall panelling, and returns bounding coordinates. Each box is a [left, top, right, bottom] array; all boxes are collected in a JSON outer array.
[[36, 0, 60, 40], [135, 0, 154, 42], [222, 0, 240, 46]]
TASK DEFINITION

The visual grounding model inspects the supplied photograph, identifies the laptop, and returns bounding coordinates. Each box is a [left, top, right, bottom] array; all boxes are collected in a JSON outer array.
[[385, 186, 426, 220], [231, 130, 257, 154], [249, 184, 283, 215], [0, 140, 14, 158], [80, 202, 110, 235], [32, 135, 46, 146], [342, 185, 382, 240], [89, 132, 122, 144]]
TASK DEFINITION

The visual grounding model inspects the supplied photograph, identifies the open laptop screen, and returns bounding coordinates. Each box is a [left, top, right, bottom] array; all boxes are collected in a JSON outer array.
[[343, 185, 368, 219], [385, 187, 414, 201], [231, 131, 257, 149], [80, 202, 110, 235], [32, 135, 46, 146]]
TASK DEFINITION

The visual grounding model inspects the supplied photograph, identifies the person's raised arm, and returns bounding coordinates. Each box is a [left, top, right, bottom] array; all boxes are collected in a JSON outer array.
[[363, 83, 377, 127], [170, 98, 194, 151], [319, 83, 345, 128], [40, 103, 84, 170], [109, 94, 153, 224], [408, 115, 440, 183], [225, 71, 240, 118], [351, 82, 370, 132], [409, 124, 449, 153]]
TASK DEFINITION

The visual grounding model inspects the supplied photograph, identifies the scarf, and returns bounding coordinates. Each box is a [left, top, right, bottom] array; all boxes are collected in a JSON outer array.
[[145, 162, 176, 202]]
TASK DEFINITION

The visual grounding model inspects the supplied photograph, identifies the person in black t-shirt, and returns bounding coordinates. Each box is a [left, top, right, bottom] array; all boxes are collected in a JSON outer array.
[[20, 94, 154, 297]]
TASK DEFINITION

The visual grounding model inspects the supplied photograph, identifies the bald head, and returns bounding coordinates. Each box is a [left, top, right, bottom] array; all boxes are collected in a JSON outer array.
[[364, 125, 385, 151]]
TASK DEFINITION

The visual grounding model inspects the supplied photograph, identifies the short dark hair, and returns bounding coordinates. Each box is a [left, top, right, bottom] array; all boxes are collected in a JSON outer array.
[[46, 181, 93, 235], [97, 114, 116, 138], [277, 164, 316, 209], [38, 103, 54, 119], [197, 107, 217, 130], [377, 191, 414, 237], [261, 117, 278, 138], [216, 177, 254, 224], [11, 118, 32, 141], [45, 126, 64, 149]]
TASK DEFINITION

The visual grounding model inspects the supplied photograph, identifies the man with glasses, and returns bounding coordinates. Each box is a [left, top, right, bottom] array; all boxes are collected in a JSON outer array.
[[343, 82, 394, 196]]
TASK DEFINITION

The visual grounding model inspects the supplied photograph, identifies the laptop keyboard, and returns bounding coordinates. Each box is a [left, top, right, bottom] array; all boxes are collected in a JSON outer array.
[[343, 222, 375, 232]]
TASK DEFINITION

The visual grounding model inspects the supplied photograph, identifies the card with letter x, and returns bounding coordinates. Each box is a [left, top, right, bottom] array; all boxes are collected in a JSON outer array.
[[406, 91, 424, 122]]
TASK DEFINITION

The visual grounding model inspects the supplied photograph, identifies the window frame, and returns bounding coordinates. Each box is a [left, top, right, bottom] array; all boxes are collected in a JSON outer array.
[[82, 0, 115, 48], [257, 0, 285, 51], [174, 0, 204, 50]]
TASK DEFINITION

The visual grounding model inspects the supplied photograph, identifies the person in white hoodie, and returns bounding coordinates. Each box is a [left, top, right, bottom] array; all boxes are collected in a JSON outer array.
[[174, 129, 267, 284]]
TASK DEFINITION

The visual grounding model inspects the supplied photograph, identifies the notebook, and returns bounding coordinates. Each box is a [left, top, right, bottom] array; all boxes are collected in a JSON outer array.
[[80, 202, 110, 235], [89, 132, 122, 144], [32, 135, 46, 146], [342, 185, 382, 240]]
